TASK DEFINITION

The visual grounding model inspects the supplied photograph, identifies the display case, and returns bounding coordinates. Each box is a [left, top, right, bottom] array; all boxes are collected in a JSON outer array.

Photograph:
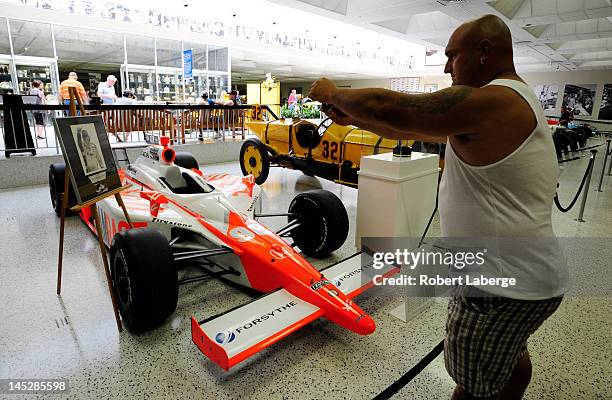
[[156, 68, 183, 102], [122, 65, 156, 101], [14, 61, 59, 98], [0, 58, 15, 94], [208, 73, 229, 101], [184, 71, 206, 103]]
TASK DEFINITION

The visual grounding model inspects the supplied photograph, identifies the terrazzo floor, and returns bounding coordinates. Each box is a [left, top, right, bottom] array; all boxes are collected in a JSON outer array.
[[0, 138, 610, 400]]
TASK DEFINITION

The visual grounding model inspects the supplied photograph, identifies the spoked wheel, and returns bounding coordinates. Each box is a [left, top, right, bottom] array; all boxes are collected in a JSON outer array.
[[240, 138, 270, 185]]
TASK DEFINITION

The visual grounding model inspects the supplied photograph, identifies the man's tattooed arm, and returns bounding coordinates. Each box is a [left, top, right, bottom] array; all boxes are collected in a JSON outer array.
[[330, 84, 489, 137], [396, 86, 473, 115]]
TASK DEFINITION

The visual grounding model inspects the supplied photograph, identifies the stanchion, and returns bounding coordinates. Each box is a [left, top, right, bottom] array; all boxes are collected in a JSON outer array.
[[608, 143, 612, 176], [576, 150, 597, 222], [597, 139, 611, 192]]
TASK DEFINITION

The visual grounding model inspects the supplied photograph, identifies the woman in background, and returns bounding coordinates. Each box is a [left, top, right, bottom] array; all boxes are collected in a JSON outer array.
[[30, 80, 46, 139]]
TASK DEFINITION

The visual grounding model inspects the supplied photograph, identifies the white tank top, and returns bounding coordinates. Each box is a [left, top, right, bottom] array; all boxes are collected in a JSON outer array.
[[438, 79, 568, 299]]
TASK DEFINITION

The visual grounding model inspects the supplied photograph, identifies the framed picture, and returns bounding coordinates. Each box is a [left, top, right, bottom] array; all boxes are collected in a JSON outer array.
[[533, 84, 559, 110], [53, 115, 121, 205], [599, 84, 612, 120], [562, 84, 597, 116]]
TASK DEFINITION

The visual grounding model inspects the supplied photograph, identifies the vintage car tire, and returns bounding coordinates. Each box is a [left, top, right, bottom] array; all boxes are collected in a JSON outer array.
[[295, 123, 322, 149], [174, 152, 200, 170], [49, 163, 77, 216], [240, 138, 270, 185], [288, 190, 349, 258], [110, 227, 178, 332]]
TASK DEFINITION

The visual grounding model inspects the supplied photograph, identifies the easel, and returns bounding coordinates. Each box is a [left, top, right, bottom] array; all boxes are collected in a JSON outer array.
[[56, 87, 133, 332]]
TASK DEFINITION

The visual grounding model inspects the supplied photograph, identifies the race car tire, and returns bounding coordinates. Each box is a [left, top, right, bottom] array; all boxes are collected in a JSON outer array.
[[240, 138, 270, 185], [110, 227, 178, 332], [295, 123, 322, 149], [49, 163, 77, 216], [288, 190, 348, 258], [174, 152, 199, 171]]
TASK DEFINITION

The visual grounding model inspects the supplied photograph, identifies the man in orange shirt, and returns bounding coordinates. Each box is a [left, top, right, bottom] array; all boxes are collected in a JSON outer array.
[[58, 72, 89, 106]]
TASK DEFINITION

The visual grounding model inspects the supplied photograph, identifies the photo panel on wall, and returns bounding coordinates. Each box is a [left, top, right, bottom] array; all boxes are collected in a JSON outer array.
[[562, 84, 597, 117]]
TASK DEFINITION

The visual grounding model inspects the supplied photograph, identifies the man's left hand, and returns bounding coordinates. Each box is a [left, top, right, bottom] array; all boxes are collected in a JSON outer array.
[[309, 78, 337, 104]]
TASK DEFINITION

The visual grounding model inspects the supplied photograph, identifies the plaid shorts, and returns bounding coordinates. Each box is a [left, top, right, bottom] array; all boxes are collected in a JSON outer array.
[[444, 295, 563, 397]]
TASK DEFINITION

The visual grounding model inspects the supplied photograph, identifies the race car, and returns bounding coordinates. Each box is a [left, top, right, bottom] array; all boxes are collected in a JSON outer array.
[[241, 105, 398, 186], [48, 136, 397, 371]]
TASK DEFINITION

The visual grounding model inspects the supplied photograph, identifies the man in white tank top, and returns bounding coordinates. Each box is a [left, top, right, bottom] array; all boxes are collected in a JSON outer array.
[[309, 14, 566, 400]]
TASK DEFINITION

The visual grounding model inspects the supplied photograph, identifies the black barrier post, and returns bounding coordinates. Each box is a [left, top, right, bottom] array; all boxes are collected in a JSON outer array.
[[597, 139, 610, 192], [608, 144, 612, 176], [576, 150, 597, 222]]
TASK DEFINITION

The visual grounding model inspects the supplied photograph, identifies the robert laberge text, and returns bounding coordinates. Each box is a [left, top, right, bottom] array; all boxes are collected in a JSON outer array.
[[373, 274, 516, 288]]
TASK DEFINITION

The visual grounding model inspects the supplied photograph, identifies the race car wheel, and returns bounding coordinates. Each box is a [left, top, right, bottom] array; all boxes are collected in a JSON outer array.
[[110, 227, 178, 332], [49, 163, 76, 216], [288, 190, 348, 258], [174, 151, 200, 171], [240, 138, 270, 185]]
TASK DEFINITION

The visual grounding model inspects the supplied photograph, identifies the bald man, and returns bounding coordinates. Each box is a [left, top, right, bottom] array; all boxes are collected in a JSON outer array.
[[309, 15, 566, 400]]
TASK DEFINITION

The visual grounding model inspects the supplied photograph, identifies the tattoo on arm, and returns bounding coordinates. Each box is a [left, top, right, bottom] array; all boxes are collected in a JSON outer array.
[[398, 86, 473, 114]]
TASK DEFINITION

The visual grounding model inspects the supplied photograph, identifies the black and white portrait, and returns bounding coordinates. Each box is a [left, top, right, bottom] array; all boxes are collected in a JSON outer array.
[[533, 84, 559, 110], [71, 124, 106, 176], [598, 84, 612, 120], [562, 84, 597, 116], [54, 116, 120, 204]]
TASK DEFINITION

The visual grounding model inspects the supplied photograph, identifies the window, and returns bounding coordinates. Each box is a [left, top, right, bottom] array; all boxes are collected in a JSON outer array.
[[183, 42, 206, 71], [156, 38, 181, 68], [8, 19, 53, 58], [208, 46, 228, 71], [126, 35, 154, 66], [0, 18, 11, 55], [54, 25, 124, 64]]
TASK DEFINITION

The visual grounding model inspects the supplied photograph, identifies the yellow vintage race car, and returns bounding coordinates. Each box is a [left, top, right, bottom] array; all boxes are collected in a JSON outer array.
[[240, 106, 398, 187]]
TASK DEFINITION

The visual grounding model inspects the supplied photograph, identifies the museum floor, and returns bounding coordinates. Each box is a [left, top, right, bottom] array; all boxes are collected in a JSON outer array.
[[0, 142, 610, 400]]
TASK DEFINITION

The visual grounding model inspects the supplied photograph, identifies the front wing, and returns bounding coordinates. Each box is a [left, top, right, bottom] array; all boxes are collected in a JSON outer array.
[[191, 252, 397, 370]]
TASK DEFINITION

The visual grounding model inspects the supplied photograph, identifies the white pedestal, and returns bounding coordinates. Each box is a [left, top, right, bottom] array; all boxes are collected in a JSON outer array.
[[356, 151, 439, 247], [356, 151, 439, 323]]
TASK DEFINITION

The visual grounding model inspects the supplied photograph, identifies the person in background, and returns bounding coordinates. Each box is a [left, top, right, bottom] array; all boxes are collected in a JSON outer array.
[[215, 90, 238, 106], [559, 105, 571, 127], [288, 89, 298, 109], [114, 90, 137, 105], [58, 72, 89, 106], [198, 93, 215, 106], [30, 80, 47, 139], [97, 75, 118, 105]]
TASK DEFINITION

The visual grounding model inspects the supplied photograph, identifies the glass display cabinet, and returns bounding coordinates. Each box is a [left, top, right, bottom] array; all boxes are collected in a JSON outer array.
[[14, 59, 59, 98], [156, 68, 183, 102], [122, 65, 156, 101], [208, 73, 229, 101], [0, 57, 15, 94], [184, 71, 206, 103]]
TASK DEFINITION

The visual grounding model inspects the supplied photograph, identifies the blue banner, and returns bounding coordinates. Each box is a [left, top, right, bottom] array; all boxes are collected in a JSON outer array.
[[183, 49, 193, 80]]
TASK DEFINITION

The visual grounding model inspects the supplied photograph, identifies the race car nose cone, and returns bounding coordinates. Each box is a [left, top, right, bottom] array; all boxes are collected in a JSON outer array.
[[356, 314, 376, 335]]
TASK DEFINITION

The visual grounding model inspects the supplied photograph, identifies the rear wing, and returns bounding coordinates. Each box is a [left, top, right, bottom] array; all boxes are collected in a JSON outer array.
[[192, 253, 398, 370]]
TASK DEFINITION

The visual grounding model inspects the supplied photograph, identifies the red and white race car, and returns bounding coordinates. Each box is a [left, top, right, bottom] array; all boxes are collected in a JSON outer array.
[[48, 138, 396, 371]]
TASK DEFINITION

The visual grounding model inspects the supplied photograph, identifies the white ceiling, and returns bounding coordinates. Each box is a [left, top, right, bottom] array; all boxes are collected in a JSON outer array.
[[233, 0, 612, 82]]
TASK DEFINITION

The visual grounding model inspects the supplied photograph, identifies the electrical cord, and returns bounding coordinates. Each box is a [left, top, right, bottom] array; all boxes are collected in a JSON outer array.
[[554, 155, 595, 212], [416, 144, 443, 248]]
